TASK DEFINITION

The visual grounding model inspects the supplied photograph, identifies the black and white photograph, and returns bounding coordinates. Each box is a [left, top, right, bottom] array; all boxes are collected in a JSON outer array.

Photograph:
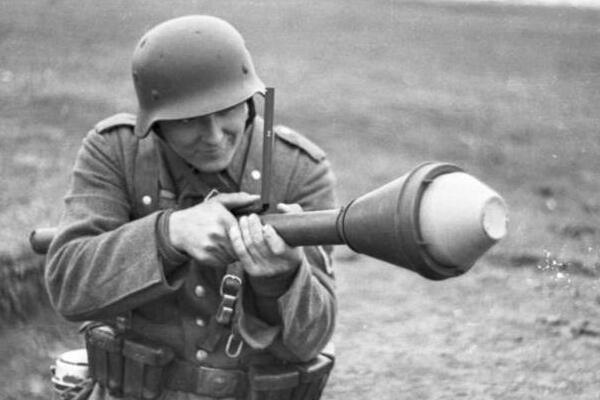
[[1, 0, 599, 399]]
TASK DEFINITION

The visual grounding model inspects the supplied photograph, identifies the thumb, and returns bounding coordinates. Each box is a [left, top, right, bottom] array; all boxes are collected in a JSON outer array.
[[277, 203, 303, 214], [211, 192, 260, 210]]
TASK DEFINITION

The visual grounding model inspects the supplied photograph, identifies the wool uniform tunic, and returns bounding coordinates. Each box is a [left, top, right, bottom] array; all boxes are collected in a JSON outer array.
[[45, 113, 337, 400]]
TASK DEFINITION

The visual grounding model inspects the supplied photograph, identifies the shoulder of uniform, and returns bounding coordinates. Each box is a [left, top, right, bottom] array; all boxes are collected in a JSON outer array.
[[274, 125, 326, 162], [94, 113, 137, 134]]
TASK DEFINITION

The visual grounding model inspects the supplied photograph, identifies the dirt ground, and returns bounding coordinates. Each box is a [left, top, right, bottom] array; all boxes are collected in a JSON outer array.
[[4, 252, 600, 399], [2, 0, 600, 399], [330, 252, 600, 399]]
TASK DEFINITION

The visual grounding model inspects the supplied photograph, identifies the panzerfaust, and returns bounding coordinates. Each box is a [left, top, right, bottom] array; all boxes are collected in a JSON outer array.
[[30, 89, 507, 279], [30, 161, 507, 280]]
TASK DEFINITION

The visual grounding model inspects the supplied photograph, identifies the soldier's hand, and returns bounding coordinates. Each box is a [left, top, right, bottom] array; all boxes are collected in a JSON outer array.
[[168, 192, 260, 267], [228, 203, 304, 277]]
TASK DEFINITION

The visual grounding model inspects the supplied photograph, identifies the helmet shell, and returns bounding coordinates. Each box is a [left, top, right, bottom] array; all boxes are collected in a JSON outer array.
[[132, 15, 265, 137]]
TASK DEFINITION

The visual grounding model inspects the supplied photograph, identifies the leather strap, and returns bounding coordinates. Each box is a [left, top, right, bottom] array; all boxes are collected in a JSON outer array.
[[164, 359, 247, 398]]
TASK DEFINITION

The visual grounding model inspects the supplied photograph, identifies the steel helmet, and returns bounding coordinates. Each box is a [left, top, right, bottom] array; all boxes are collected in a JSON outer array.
[[132, 15, 266, 137]]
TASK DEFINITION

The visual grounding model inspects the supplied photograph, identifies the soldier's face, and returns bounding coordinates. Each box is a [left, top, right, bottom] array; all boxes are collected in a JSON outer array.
[[157, 101, 248, 172]]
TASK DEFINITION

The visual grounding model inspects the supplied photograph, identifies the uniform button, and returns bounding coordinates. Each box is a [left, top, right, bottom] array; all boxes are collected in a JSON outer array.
[[195, 349, 209, 362], [251, 169, 261, 180], [195, 318, 205, 327], [194, 285, 206, 297], [142, 195, 152, 206]]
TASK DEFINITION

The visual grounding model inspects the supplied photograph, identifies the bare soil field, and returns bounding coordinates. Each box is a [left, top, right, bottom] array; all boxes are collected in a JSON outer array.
[[2, 0, 600, 399]]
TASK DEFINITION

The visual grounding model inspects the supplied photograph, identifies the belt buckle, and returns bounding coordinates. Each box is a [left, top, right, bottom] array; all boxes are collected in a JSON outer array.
[[217, 274, 242, 325], [195, 365, 239, 398], [220, 274, 242, 297]]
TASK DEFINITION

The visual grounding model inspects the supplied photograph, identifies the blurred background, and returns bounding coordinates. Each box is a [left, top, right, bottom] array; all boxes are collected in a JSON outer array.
[[2, 0, 600, 398]]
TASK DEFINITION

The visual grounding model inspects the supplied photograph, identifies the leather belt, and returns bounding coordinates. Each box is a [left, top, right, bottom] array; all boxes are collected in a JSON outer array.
[[164, 359, 248, 398]]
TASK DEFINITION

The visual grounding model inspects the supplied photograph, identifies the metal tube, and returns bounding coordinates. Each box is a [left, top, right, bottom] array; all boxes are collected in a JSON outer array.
[[30, 209, 345, 255], [260, 209, 344, 247]]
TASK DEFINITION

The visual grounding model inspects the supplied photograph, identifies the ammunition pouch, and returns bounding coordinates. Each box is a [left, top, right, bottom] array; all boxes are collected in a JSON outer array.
[[85, 325, 124, 397], [85, 324, 333, 400], [85, 325, 174, 400]]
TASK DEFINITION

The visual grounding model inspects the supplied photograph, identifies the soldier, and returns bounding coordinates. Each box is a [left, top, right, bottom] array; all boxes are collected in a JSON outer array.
[[45, 15, 337, 400]]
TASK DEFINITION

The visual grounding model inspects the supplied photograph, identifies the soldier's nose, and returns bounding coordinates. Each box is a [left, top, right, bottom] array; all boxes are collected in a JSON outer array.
[[199, 115, 223, 145]]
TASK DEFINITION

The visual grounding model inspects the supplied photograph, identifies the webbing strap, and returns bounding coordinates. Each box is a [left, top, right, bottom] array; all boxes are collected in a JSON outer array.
[[216, 263, 243, 325], [215, 263, 245, 358], [197, 264, 245, 356]]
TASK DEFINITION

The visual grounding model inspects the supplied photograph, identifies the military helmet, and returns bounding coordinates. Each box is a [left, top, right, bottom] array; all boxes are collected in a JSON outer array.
[[131, 15, 265, 138]]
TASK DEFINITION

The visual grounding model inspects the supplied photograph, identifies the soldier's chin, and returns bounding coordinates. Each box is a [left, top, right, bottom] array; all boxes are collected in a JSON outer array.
[[192, 155, 232, 173]]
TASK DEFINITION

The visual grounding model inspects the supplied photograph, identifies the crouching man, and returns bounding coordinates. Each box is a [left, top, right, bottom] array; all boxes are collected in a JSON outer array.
[[46, 15, 337, 400]]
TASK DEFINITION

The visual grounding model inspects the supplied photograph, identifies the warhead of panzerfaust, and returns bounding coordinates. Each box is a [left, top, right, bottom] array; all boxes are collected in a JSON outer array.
[[261, 162, 508, 280]]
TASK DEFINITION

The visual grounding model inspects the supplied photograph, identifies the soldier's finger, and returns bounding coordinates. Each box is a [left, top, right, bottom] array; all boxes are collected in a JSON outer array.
[[228, 225, 254, 266], [247, 214, 266, 246], [240, 215, 267, 260], [276, 203, 303, 214], [250, 214, 273, 259], [239, 216, 255, 250], [213, 192, 260, 210], [263, 224, 288, 255]]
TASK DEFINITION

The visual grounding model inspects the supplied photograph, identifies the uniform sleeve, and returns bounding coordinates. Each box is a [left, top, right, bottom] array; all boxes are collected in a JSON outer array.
[[45, 130, 183, 322], [238, 150, 337, 362]]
